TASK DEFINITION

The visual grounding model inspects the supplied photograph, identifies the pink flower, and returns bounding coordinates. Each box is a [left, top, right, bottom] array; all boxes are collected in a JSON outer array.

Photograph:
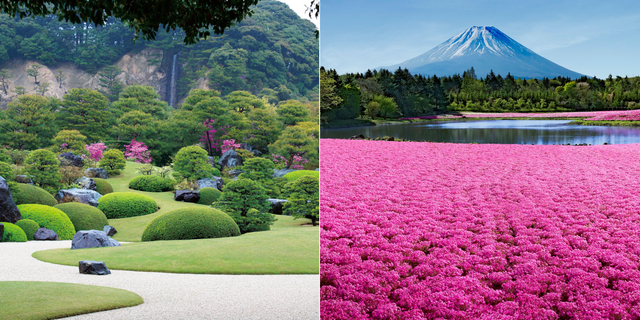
[[85, 142, 106, 161], [124, 139, 152, 163]]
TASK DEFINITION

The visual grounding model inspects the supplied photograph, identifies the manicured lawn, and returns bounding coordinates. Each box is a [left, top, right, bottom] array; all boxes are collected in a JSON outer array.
[[0, 281, 143, 320]]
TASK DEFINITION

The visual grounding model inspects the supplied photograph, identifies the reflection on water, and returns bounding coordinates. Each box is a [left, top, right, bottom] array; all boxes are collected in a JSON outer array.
[[320, 120, 640, 145]]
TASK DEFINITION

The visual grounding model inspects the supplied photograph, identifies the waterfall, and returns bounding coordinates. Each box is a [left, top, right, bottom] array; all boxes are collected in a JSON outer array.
[[169, 53, 178, 108]]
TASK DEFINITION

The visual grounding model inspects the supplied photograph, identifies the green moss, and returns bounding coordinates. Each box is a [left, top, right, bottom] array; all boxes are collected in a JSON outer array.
[[128, 175, 175, 192], [1, 223, 27, 242], [97, 192, 158, 219], [142, 207, 240, 241], [197, 187, 222, 205], [15, 219, 39, 241], [93, 178, 113, 195], [282, 170, 319, 181], [16, 204, 76, 240], [55, 202, 108, 232], [10, 183, 58, 206]]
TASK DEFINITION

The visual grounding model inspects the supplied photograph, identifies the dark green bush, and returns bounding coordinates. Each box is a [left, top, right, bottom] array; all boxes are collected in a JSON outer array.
[[198, 187, 222, 205], [93, 178, 113, 195], [129, 175, 175, 192], [17, 204, 76, 240], [15, 219, 39, 241], [1, 222, 27, 242], [97, 192, 158, 219], [24, 149, 61, 194], [172, 146, 213, 181], [214, 179, 274, 234], [11, 183, 58, 206], [54, 202, 108, 232], [141, 207, 240, 241]]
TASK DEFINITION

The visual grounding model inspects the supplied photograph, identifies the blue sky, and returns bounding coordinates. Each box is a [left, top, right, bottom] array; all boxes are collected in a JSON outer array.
[[320, 0, 640, 78]]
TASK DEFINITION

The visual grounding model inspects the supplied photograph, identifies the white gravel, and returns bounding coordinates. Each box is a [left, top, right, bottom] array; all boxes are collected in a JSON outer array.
[[0, 241, 320, 319]]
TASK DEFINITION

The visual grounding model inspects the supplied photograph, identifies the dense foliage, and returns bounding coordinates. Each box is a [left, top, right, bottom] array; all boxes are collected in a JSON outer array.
[[23, 149, 60, 194], [15, 219, 39, 241], [198, 187, 222, 205], [54, 202, 108, 232], [214, 178, 274, 234], [128, 175, 175, 192], [99, 149, 126, 176], [1, 222, 27, 242], [172, 146, 213, 181], [17, 204, 76, 240], [0, 161, 15, 188], [141, 207, 240, 241], [283, 175, 319, 226], [93, 178, 113, 195], [10, 183, 58, 206], [322, 66, 640, 121], [97, 192, 158, 219]]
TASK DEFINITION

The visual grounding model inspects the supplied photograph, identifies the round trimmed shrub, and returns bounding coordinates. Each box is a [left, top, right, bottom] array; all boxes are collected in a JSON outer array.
[[54, 202, 108, 232], [129, 175, 175, 192], [11, 183, 58, 206], [1, 223, 27, 242], [141, 207, 240, 241], [198, 187, 222, 205], [16, 204, 76, 240], [283, 170, 319, 181], [97, 192, 158, 219], [15, 219, 39, 241], [93, 178, 113, 195]]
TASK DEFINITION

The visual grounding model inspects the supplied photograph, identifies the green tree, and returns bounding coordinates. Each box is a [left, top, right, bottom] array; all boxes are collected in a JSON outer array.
[[226, 90, 264, 113], [99, 149, 126, 176], [26, 64, 42, 83], [0, 95, 57, 150], [24, 149, 60, 194], [57, 88, 111, 142], [97, 65, 124, 101], [214, 179, 275, 234], [114, 85, 169, 119], [115, 110, 155, 142], [238, 157, 275, 182], [283, 175, 319, 226], [269, 125, 317, 169], [54, 70, 65, 88], [51, 130, 87, 155], [12, 86, 25, 95], [35, 82, 49, 96], [172, 145, 213, 181], [276, 100, 310, 127], [242, 107, 282, 153]]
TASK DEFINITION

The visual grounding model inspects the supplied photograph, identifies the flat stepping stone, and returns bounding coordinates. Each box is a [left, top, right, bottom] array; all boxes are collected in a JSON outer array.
[[79, 260, 111, 275]]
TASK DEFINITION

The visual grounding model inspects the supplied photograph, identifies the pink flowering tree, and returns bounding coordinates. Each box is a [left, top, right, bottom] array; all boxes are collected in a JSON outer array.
[[124, 139, 152, 163], [200, 119, 231, 156], [221, 139, 241, 154], [271, 153, 308, 170], [85, 142, 106, 162]]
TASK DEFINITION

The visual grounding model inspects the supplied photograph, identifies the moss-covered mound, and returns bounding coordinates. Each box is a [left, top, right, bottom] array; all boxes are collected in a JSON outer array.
[[54, 202, 108, 232], [141, 207, 240, 241], [197, 187, 222, 205], [15, 219, 39, 241], [283, 170, 319, 181], [1, 223, 27, 242], [93, 178, 113, 195], [128, 175, 174, 192], [97, 192, 158, 219], [16, 204, 76, 240], [10, 183, 57, 206]]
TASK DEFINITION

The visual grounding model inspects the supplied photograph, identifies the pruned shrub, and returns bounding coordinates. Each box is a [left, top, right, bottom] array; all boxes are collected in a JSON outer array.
[[1, 222, 27, 242], [15, 219, 39, 241], [93, 178, 113, 195], [11, 183, 58, 206], [282, 170, 319, 182], [55, 202, 108, 232], [283, 175, 319, 226], [17, 204, 76, 240], [214, 179, 275, 234], [58, 166, 84, 187], [198, 187, 222, 205], [97, 192, 158, 219], [99, 149, 126, 176], [172, 146, 213, 181], [129, 175, 175, 192], [141, 207, 240, 241], [24, 149, 61, 194]]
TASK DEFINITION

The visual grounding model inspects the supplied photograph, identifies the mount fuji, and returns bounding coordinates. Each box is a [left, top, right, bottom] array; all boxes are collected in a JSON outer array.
[[380, 26, 584, 79]]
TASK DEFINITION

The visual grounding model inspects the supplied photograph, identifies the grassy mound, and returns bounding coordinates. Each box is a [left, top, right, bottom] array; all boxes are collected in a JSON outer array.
[[54, 202, 108, 232], [197, 187, 222, 205], [93, 178, 113, 195], [15, 219, 39, 241], [0, 281, 143, 320], [97, 192, 158, 219], [128, 175, 174, 192], [283, 170, 319, 181], [10, 183, 57, 206], [16, 204, 76, 240], [1, 223, 27, 242], [142, 207, 240, 241]]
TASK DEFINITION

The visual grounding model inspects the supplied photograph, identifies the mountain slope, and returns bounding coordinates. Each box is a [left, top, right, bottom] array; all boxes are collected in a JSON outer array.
[[381, 26, 583, 79]]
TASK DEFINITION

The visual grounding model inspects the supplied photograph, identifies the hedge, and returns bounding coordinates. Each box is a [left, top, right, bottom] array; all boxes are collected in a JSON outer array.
[[93, 178, 113, 195], [54, 202, 108, 232], [11, 183, 58, 206], [97, 192, 158, 219], [15, 219, 39, 241], [141, 207, 240, 241], [16, 204, 76, 240], [128, 175, 175, 192]]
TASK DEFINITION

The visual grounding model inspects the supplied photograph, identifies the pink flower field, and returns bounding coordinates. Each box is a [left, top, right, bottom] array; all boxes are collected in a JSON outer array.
[[321, 139, 640, 319], [401, 110, 640, 121]]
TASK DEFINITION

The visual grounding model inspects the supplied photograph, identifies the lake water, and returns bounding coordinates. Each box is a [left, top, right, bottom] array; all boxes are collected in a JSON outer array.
[[320, 120, 640, 145]]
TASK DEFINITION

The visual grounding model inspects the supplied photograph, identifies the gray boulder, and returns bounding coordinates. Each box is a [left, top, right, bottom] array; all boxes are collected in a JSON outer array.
[[71, 230, 121, 249], [15, 175, 33, 184], [228, 170, 245, 179], [267, 199, 288, 215], [0, 223, 4, 240], [34, 227, 58, 240], [0, 176, 21, 223], [239, 143, 262, 157], [103, 225, 117, 237], [218, 149, 243, 169], [58, 152, 84, 167], [207, 156, 217, 167], [55, 188, 102, 207], [85, 168, 108, 179], [197, 177, 224, 191], [76, 176, 97, 191], [79, 260, 111, 275], [175, 190, 200, 203], [273, 169, 298, 178]]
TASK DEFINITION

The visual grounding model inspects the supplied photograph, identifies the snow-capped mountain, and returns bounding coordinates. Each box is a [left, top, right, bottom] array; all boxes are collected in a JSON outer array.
[[381, 26, 583, 79]]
